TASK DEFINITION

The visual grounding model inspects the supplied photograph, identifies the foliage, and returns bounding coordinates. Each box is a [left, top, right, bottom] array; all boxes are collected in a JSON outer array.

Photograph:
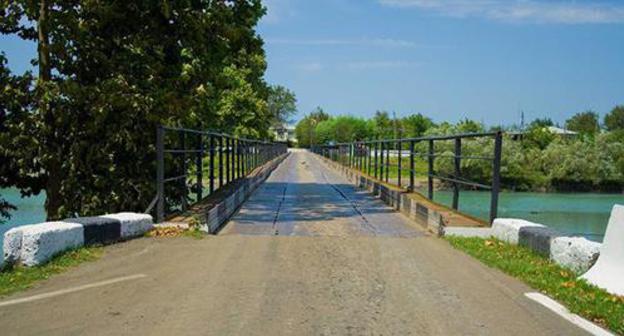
[[0, 197, 15, 224], [446, 237, 624, 334], [566, 110, 600, 136], [604, 105, 624, 131], [315, 111, 624, 192], [315, 116, 372, 144], [530, 118, 554, 128], [371, 110, 396, 139], [0, 1, 271, 220], [267, 85, 297, 127], [523, 124, 556, 150], [401, 113, 435, 138], [294, 107, 329, 147], [455, 118, 485, 133], [0, 246, 103, 297]]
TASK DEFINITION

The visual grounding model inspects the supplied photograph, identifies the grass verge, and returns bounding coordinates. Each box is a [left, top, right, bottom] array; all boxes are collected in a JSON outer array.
[[0, 247, 103, 297], [445, 236, 624, 334]]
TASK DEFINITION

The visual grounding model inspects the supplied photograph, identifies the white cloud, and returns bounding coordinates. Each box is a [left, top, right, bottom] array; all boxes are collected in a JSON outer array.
[[265, 37, 420, 48], [263, 0, 297, 24], [346, 61, 421, 70], [297, 62, 324, 72], [379, 0, 624, 24]]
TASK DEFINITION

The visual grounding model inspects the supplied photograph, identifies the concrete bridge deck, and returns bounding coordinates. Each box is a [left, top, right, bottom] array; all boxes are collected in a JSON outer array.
[[0, 150, 588, 335]]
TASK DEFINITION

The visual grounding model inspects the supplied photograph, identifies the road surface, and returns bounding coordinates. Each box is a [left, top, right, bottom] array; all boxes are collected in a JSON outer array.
[[0, 150, 588, 335]]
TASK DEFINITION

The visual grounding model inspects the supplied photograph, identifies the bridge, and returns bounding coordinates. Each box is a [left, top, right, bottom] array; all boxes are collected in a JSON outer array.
[[0, 147, 591, 335]]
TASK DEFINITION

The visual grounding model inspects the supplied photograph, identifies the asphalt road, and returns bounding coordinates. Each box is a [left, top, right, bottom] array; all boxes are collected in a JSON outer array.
[[0, 150, 589, 335]]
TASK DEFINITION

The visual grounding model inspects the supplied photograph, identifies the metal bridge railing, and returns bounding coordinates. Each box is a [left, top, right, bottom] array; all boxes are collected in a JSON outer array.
[[312, 132, 503, 224], [154, 126, 287, 223]]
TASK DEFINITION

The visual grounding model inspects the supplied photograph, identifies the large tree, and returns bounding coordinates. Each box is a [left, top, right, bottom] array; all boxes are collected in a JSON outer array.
[[604, 105, 624, 131], [295, 107, 329, 148], [0, 1, 269, 220], [566, 111, 600, 136], [267, 85, 297, 127], [402, 113, 434, 138]]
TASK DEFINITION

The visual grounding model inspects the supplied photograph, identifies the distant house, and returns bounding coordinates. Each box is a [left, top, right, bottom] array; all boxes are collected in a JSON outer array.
[[545, 126, 577, 136], [271, 124, 297, 144], [510, 126, 578, 141]]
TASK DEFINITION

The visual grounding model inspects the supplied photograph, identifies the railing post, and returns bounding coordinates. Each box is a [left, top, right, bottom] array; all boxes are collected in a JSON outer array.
[[156, 125, 165, 223], [379, 141, 384, 180], [381, 142, 390, 182], [453, 138, 461, 210], [367, 142, 372, 176], [180, 131, 187, 212], [409, 140, 415, 192], [225, 137, 230, 184], [218, 136, 224, 189], [209, 135, 215, 194], [196, 134, 203, 202], [428, 139, 434, 200], [374, 141, 379, 178], [231, 137, 236, 181], [397, 140, 402, 187], [490, 132, 503, 224]]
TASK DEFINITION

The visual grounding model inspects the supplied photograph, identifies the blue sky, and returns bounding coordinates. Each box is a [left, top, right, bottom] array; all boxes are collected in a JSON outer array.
[[2, 1, 623, 126], [259, 0, 624, 125]]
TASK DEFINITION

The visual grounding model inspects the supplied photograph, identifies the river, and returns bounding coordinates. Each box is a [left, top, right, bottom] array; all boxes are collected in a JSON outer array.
[[431, 190, 621, 242], [0, 188, 621, 243]]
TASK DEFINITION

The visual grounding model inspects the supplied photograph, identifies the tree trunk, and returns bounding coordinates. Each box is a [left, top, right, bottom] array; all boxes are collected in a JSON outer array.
[[38, 0, 51, 81], [38, 0, 62, 220]]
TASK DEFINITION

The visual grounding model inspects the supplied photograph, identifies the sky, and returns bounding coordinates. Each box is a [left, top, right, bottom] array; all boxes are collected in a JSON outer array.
[[1, 0, 623, 126], [258, 0, 624, 126]]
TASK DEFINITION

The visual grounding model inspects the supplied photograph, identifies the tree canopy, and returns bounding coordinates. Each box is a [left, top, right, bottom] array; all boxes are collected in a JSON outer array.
[[267, 85, 297, 127], [604, 105, 624, 131], [0, 0, 274, 220], [566, 111, 600, 136]]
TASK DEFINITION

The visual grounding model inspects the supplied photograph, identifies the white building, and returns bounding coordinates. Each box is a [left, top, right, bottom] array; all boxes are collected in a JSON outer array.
[[271, 124, 297, 144]]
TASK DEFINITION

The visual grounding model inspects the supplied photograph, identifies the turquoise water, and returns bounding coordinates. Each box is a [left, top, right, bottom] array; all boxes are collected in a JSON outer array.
[[431, 190, 622, 242], [0, 188, 47, 245], [0, 187, 621, 243]]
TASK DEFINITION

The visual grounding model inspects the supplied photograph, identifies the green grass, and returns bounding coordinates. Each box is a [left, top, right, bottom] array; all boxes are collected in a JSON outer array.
[[347, 156, 430, 181], [446, 236, 624, 334], [0, 247, 103, 297], [182, 228, 206, 239]]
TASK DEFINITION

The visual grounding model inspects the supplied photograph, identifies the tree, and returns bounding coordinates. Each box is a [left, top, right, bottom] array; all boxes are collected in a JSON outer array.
[[0, 196, 15, 224], [0, 1, 270, 220], [313, 116, 372, 144], [294, 107, 329, 147], [530, 118, 554, 128], [402, 113, 434, 138], [566, 111, 600, 136], [267, 85, 297, 127], [372, 110, 394, 139], [456, 118, 484, 133], [0, 52, 34, 223], [604, 105, 624, 131]]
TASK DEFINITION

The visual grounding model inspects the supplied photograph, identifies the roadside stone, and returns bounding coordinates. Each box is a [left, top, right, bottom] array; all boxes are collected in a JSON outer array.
[[492, 218, 545, 244], [3, 226, 28, 266], [64, 216, 121, 245], [518, 226, 559, 257], [20, 222, 84, 267], [551, 237, 601, 274], [100, 213, 153, 239]]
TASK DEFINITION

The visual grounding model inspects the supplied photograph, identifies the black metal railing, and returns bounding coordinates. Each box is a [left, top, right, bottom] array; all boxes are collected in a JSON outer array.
[[153, 126, 287, 222], [313, 132, 503, 224]]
